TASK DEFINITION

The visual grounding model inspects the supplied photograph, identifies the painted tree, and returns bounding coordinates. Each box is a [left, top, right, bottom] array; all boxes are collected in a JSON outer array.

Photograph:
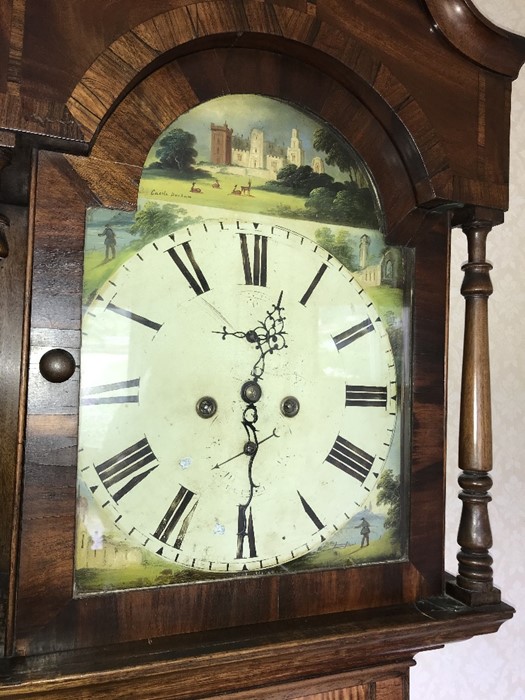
[[154, 128, 198, 172], [305, 187, 335, 219], [314, 226, 358, 270], [130, 202, 193, 244], [312, 127, 369, 188], [376, 469, 402, 545], [332, 186, 378, 228], [270, 164, 335, 196], [306, 181, 378, 228]]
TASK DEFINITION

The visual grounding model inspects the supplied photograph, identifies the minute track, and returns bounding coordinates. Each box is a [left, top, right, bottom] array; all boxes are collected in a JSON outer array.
[[78, 219, 399, 574]]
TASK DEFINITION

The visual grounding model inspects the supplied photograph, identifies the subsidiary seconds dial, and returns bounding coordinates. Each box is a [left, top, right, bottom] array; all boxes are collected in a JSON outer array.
[[78, 220, 397, 573]]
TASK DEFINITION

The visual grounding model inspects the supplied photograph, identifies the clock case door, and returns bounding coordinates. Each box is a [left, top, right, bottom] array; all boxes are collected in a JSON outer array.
[[12, 43, 450, 656]]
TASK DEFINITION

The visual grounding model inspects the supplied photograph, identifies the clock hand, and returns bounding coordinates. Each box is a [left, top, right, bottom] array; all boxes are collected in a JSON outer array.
[[201, 298, 237, 332], [236, 400, 259, 559], [221, 291, 287, 559], [249, 291, 287, 381], [212, 428, 279, 469], [236, 501, 256, 560], [214, 290, 287, 381]]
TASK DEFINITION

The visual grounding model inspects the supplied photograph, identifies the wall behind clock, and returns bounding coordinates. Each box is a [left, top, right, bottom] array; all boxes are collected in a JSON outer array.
[[412, 0, 525, 697]]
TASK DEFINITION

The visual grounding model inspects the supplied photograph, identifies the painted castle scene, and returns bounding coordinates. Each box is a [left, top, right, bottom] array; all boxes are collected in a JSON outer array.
[[75, 95, 410, 594], [137, 95, 403, 289]]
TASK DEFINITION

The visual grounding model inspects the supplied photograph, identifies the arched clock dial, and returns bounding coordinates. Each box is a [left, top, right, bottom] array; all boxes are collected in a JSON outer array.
[[78, 220, 397, 573]]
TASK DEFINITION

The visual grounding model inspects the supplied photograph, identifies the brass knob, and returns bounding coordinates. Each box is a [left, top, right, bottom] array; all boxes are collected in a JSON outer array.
[[39, 349, 76, 383]]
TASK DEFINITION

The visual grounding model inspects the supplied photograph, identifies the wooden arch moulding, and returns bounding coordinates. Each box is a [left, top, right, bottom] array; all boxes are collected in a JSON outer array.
[[68, 3, 448, 209], [72, 47, 432, 236]]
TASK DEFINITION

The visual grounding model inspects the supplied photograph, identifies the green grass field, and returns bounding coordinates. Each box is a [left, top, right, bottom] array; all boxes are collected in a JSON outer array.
[[366, 285, 404, 321], [140, 168, 307, 217], [82, 247, 139, 304], [289, 531, 402, 571], [76, 531, 403, 594]]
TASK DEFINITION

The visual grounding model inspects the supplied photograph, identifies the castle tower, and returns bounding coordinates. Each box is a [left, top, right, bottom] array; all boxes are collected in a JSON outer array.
[[287, 127, 305, 166], [359, 233, 371, 269], [249, 128, 265, 168], [210, 122, 233, 165]]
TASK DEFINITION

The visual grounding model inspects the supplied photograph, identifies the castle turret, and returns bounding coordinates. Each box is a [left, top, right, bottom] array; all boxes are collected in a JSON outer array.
[[287, 127, 305, 166], [210, 122, 233, 165], [359, 233, 371, 270], [249, 128, 265, 169]]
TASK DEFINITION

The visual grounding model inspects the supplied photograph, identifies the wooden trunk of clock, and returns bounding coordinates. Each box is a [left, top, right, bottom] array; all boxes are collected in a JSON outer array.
[[0, 1, 524, 698]]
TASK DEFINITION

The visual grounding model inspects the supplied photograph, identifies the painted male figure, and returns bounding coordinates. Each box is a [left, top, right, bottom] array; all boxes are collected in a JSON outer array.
[[357, 517, 370, 548], [99, 224, 116, 261]]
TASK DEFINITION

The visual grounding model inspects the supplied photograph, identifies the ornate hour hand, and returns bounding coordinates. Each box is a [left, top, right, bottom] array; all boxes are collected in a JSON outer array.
[[236, 398, 260, 560], [215, 290, 287, 380]]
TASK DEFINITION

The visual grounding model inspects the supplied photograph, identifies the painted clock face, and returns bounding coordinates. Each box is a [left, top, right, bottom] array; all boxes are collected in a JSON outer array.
[[78, 220, 397, 573]]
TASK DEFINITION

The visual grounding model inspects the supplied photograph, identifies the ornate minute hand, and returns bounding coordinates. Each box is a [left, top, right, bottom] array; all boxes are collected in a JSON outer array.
[[214, 290, 287, 381]]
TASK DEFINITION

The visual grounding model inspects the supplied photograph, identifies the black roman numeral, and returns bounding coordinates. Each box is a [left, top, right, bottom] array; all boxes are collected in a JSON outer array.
[[326, 435, 374, 483], [236, 504, 257, 559], [298, 491, 325, 530], [299, 264, 327, 306], [239, 233, 267, 286], [81, 378, 140, 406], [95, 437, 158, 502], [345, 385, 387, 408], [106, 302, 162, 331], [167, 241, 210, 295], [153, 486, 198, 549], [332, 318, 374, 351]]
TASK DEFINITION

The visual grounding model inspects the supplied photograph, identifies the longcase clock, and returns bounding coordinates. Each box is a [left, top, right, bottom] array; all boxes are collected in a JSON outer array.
[[0, 1, 524, 698]]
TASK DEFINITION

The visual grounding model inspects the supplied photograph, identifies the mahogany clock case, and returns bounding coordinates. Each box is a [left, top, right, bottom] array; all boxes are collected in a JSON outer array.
[[2, 2, 523, 689], [8, 42, 449, 657]]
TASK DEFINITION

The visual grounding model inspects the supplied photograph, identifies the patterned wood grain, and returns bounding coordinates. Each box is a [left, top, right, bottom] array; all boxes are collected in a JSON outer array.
[[67, 0, 448, 208], [423, 0, 525, 78], [5, 0, 25, 93], [0, 1, 13, 92], [0, 603, 514, 698], [0, 1, 518, 209], [78, 46, 420, 231], [294, 688, 367, 700], [0, 205, 30, 656]]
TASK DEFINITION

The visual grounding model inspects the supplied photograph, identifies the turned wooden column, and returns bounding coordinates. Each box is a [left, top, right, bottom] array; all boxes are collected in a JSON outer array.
[[447, 215, 501, 606]]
